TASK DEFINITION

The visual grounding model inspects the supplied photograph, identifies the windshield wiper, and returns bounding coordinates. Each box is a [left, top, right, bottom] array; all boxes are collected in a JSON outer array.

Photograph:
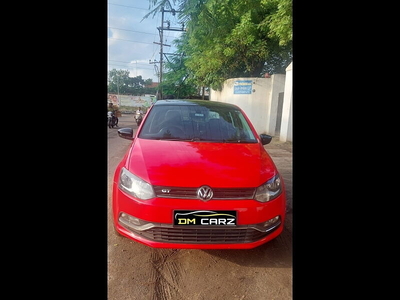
[[190, 137, 206, 141], [159, 137, 186, 141], [222, 139, 242, 143]]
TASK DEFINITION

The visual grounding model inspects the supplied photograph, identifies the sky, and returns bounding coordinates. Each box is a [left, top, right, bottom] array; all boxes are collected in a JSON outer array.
[[108, 0, 184, 83]]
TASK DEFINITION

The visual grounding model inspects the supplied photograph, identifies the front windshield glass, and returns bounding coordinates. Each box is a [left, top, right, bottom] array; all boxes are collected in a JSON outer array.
[[138, 104, 257, 143]]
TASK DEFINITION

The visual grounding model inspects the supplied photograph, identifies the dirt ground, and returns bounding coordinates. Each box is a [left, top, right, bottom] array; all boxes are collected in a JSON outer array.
[[268, 137, 293, 152]]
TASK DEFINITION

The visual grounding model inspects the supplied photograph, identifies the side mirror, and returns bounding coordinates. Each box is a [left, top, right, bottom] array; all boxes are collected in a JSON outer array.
[[117, 128, 134, 140], [260, 134, 272, 145]]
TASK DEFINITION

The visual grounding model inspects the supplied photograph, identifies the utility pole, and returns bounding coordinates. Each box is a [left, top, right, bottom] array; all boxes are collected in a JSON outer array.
[[159, 8, 164, 99], [150, 7, 185, 100]]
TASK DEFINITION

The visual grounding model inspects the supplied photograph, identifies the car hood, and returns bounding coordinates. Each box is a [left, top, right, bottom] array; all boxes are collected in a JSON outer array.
[[126, 139, 278, 187]]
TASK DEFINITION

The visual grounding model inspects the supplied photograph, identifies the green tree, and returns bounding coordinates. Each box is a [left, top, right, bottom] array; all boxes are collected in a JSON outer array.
[[108, 69, 130, 94], [183, 0, 292, 90], [145, 0, 292, 91], [108, 69, 157, 95], [144, 78, 154, 87], [161, 37, 199, 98]]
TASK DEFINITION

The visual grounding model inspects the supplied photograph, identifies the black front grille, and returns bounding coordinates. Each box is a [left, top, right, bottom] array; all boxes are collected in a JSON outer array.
[[153, 186, 256, 199], [135, 226, 278, 244]]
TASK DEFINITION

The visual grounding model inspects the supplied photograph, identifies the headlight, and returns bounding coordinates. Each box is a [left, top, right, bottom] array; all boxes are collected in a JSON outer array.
[[118, 167, 155, 200], [254, 174, 282, 203]]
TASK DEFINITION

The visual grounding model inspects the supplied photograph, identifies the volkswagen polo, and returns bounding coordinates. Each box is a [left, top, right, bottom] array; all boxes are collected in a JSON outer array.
[[112, 99, 286, 249]]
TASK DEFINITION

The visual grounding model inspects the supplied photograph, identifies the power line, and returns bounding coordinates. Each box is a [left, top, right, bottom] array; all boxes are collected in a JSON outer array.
[[108, 2, 149, 10], [154, 8, 185, 99], [108, 37, 156, 45], [108, 63, 154, 71], [108, 27, 157, 36], [109, 60, 154, 66]]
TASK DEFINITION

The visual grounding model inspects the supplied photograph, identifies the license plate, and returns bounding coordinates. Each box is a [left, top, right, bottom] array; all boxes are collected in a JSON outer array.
[[173, 210, 237, 226]]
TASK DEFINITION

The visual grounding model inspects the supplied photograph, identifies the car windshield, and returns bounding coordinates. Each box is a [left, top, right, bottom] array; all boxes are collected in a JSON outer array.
[[138, 104, 257, 143]]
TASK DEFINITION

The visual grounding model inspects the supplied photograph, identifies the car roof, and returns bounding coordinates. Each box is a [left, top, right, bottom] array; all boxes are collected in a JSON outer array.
[[153, 99, 240, 110]]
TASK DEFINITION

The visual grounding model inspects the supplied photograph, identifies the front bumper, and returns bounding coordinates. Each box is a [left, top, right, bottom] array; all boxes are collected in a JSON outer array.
[[112, 185, 286, 249]]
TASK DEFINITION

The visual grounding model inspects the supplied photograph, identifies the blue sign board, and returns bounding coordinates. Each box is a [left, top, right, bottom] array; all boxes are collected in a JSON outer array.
[[234, 80, 252, 94]]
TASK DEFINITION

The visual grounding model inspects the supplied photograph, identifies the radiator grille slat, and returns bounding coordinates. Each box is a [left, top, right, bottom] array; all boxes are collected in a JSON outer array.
[[137, 227, 275, 244]]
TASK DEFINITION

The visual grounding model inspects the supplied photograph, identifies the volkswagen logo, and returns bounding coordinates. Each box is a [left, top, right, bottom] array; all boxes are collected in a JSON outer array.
[[197, 186, 213, 201]]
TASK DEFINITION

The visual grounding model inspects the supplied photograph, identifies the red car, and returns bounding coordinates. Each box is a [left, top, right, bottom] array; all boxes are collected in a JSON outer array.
[[112, 99, 286, 249]]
